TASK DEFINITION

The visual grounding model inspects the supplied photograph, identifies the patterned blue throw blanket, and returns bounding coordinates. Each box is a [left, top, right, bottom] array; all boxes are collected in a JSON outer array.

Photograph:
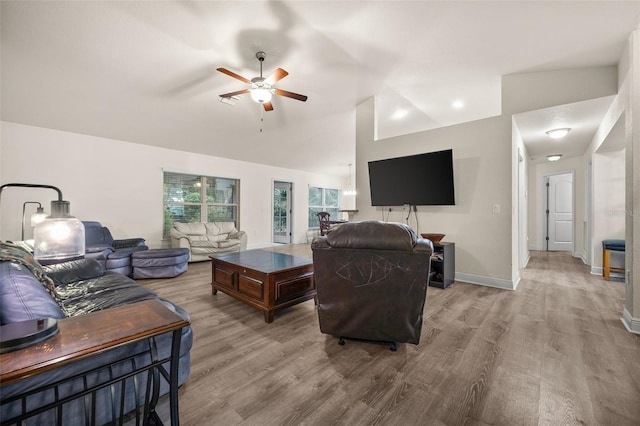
[[0, 241, 57, 296]]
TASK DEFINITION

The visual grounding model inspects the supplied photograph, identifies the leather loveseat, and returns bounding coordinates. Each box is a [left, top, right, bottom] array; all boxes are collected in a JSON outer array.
[[311, 221, 433, 350], [169, 221, 247, 262], [0, 242, 192, 425]]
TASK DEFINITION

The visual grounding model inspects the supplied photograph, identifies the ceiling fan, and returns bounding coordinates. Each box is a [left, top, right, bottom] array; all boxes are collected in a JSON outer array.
[[217, 51, 308, 111]]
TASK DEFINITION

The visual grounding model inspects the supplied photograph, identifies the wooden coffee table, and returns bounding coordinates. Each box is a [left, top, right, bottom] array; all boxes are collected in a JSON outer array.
[[210, 249, 315, 323]]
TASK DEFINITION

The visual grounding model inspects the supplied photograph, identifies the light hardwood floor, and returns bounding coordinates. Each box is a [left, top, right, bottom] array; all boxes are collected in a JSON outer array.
[[140, 246, 640, 425]]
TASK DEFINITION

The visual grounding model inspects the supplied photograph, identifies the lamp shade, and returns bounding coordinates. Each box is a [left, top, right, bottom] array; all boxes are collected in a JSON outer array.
[[251, 88, 272, 103], [34, 217, 85, 262], [30, 207, 47, 227], [33, 200, 85, 263]]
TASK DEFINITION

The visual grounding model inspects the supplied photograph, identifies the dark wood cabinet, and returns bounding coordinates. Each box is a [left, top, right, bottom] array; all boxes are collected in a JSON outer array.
[[429, 242, 455, 289]]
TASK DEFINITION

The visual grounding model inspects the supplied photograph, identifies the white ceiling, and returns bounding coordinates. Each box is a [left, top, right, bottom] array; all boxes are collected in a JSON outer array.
[[2, 1, 640, 178], [513, 95, 617, 163]]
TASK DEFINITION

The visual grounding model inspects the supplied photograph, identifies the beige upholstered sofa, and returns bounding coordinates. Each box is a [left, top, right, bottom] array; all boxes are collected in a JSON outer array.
[[169, 222, 248, 262]]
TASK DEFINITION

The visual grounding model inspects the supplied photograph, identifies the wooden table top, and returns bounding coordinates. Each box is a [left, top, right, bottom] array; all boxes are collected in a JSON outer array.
[[210, 249, 313, 274], [0, 299, 189, 386]]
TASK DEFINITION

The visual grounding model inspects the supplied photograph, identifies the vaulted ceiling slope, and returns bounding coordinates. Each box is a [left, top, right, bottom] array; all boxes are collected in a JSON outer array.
[[2, 1, 639, 177]]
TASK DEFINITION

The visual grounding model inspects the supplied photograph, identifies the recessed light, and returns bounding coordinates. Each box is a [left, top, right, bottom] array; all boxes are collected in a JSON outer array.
[[391, 109, 408, 120], [546, 154, 562, 162], [546, 128, 571, 139], [452, 100, 464, 109]]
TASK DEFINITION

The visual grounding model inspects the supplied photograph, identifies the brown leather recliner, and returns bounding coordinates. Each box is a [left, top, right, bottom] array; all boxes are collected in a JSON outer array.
[[311, 221, 433, 350]]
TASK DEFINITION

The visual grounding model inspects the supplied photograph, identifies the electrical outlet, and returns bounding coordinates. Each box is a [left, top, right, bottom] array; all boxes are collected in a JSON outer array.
[[492, 204, 501, 214]]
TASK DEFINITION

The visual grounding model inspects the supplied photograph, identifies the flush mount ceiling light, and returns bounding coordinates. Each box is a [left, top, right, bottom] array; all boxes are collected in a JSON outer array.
[[452, 100, 464, 109], [547, 154, 562, 162], [546, 128, 571, 139]]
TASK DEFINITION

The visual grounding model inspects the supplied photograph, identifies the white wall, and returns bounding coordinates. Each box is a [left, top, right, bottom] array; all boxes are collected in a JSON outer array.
[[592, 150, 626, 271], [351, 66, 619, 291], [0, 122, 344, 248], [625, 29, 640, 332], [355, 97, 515, 289], [583, 77, 628, 270]]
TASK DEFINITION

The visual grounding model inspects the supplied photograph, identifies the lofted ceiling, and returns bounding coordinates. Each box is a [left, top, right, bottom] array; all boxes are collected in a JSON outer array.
[[2, 1, 640, 178]]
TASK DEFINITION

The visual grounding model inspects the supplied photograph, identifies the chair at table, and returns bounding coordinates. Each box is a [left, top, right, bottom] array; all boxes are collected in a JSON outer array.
[[311, 221, 434, 350], [317, 212, 331, 236]]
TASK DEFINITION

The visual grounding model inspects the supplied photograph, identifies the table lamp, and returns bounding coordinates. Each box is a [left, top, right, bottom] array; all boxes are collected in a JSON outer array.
[[0, 183, 85, 264]]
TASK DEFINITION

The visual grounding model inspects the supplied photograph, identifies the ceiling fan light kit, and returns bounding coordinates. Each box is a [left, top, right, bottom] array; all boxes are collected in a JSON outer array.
[[217, 51, 307, 111], [250, 87, 272, 103]]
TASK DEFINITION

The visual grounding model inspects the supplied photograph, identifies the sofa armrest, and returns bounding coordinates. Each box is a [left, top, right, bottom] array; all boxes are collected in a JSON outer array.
[[169, 228, 191, 249], [113, 238, 146, 249], [170, 236, 191, 250], [229, 230, 248, 251]]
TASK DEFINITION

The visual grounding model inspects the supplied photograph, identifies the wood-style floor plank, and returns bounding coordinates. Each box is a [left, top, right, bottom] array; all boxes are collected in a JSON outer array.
[[135, 246, 640, 425]]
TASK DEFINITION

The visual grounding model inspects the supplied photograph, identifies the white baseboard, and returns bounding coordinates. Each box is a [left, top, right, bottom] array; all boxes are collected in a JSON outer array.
[[455, 272, 516, 291], [528, 244, 543, 251], [622, 308, 640, 334]]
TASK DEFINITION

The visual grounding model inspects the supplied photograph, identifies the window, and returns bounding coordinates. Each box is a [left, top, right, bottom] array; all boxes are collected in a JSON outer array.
[[163, 172, 239, 238], [308, 186, 340, 228]]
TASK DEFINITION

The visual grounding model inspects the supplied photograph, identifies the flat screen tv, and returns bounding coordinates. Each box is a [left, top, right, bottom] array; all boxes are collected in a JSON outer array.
[[368, 149, 455, 206]]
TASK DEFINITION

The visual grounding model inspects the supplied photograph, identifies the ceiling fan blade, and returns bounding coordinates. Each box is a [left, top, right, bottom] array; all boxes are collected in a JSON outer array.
[[274, 89, 308, 102], [263, 101, 274, 111], [217, 67, 250, 84], [219, 89, 249, 98], [264, 68, 288, 85]]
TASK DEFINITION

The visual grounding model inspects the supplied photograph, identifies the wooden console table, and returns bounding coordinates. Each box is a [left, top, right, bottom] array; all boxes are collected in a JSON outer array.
[[0, 299, 189, 425], [210, 249, 315, 323]]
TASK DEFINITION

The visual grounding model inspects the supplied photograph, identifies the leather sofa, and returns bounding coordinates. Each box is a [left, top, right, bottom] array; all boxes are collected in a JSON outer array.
[[0, 242, 192, 425], [311, 221, 433, 350], [83, 221, 149, 275], [170, 221, 247, 262]]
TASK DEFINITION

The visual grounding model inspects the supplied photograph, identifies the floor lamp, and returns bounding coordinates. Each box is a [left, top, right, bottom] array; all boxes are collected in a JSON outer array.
[[21, 201, 47, 241], [0, 183, 85, 264]]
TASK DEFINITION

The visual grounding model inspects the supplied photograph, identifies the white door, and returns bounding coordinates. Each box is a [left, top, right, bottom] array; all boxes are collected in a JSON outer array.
[[273, 181, 292, 244], [546, 172, 573, 251]]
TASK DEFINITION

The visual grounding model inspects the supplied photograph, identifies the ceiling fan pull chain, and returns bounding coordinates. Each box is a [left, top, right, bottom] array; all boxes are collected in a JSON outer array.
[[260, 105, 264, 133]]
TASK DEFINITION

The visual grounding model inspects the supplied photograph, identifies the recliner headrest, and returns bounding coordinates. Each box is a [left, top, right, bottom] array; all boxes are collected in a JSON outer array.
[[325, 221, 417, 251]]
